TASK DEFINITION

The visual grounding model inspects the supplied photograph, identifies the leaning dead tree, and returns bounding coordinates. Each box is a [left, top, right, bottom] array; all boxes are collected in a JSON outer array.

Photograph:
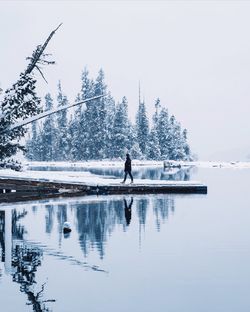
[[0, 24, 63, 169], [1, 24, 62, 124], [0, 24, 105, 170]]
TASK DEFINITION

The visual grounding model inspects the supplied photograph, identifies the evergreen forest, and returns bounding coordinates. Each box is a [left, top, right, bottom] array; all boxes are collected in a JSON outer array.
[[26, 68, 191, 161]]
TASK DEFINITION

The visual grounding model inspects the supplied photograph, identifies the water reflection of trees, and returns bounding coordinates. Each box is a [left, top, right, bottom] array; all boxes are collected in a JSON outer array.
[[45, 205, 54, 234], [12, 244, 55, 312], [2, 196, 176, 265], [153, 197, 175, 231], [12, 209, 28, 240], [0, 209, 56, 311], [137, 199, 148, 225], [75, 201, 124, 259], [1, 196, 176, 300], [0, 209, 28, 262], [89, 167, 192, 181], [72, 196, 176, 258]]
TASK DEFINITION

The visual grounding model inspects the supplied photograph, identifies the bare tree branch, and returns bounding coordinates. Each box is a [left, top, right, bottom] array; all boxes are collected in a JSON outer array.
[[35, 65, 48, 83], [25, 23, 62, 76]]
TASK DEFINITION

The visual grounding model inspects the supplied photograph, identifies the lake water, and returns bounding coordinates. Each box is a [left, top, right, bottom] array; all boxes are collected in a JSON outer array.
[[0, 167, 250, 312]]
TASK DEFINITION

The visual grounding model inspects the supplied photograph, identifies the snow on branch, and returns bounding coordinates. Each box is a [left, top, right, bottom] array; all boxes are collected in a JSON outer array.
[[3, 94, 106, 133]]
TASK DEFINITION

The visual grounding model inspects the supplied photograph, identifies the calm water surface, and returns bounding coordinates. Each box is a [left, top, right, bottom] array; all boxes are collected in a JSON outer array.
[[0, 167, 250, 312]]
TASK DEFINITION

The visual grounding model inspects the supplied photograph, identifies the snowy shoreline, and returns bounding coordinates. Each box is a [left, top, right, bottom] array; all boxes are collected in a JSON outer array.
[[23, 160, 250, 170], [0, 160, 249, 187]]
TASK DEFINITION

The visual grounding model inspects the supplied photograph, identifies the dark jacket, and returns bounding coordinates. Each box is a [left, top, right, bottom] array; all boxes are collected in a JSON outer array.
[[124, 156, 132, 172]]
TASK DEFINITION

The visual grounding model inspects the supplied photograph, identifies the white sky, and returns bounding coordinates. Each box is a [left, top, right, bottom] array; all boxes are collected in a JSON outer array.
[[1, 0, 250, 160]]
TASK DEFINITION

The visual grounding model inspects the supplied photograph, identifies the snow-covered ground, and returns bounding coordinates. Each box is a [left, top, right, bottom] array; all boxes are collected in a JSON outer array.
[[0, 160, 248, 187], [0, 168, 202, 186]]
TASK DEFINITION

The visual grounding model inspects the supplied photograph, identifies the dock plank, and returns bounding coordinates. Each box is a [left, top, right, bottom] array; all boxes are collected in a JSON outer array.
[[0, 176, 207, 202]]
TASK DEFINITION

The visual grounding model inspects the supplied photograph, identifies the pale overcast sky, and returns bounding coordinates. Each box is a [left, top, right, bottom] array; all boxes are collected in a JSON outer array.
[[1, 0, 250, 160]]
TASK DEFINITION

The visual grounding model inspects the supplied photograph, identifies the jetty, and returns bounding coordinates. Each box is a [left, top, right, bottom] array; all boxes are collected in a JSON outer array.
[[0, 174, 207, 203]]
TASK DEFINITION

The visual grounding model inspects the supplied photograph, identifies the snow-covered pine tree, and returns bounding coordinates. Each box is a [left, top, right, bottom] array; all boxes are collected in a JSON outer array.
[[26, 121, 39, 161], [0, 24, 61, 167], [136, 99, 149, 155], [69, 92, 90, 161], [152, 98, 161, 126], [150, 97, 163, 159], [182, 129, 191, 160], [36, 123, 44, 161], [151, 97, 191, 161], [92, 68, 108, 159], [81, 67, 93, 100], [127, 122, 142, 159], [156, 107, 171, 160], [0, 74, 42, 162], [79, 68, 94, 159], [79, 68, 108, 160], [147, 128, 161, 160], [55, 81, 70, 161], [104, 92, 115, 158], [168, 116, 185, 160], [81, 69, 100, 159], [112, 97, 130, 158], [68, 93, 81, 160], [40, 93, 56, 161], [78, 109, 90, 160], [74, 68, 116, 160]]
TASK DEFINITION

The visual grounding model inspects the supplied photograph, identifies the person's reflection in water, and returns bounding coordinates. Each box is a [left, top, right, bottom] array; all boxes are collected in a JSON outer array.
[[124, 197, 133, 226]]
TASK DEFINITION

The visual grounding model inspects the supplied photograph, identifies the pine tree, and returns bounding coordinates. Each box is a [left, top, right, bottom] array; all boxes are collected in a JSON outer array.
[[151, 98, 191, 161], [81, 67, 94, 100], [126, 121, 142, 159], [112, 97, 130, 158], [26, 122, 39, 160], [26, 121, 44, 161], [168, 117, 185, 160], [41, 93, 56, 161], [147, 128, 161, 160], [81, 69, 99, 159], [0, 74, 42, 161], [79, 68, 95, 159], [68, 94, 82, 160], [93, 68, 108, 158], [130, 141, 143, 159], [152, 98, 161, 126], [104, 92, 115, 158], [136, 100, 149, 155], [55, 81, 69, 161], [36, 125, 44, 161], [182, 129, 191, 160], [157, 107, 171, 159]]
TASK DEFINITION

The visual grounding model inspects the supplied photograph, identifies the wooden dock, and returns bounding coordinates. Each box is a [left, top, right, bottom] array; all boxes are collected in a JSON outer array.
[[0, 177, 207, 203]]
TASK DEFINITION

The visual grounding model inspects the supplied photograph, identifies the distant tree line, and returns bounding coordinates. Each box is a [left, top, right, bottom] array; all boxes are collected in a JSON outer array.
[[26, 68, 191, 161]]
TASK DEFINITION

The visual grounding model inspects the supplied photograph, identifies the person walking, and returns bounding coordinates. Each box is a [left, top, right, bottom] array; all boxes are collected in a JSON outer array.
[[121, 153, 133, 184]]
